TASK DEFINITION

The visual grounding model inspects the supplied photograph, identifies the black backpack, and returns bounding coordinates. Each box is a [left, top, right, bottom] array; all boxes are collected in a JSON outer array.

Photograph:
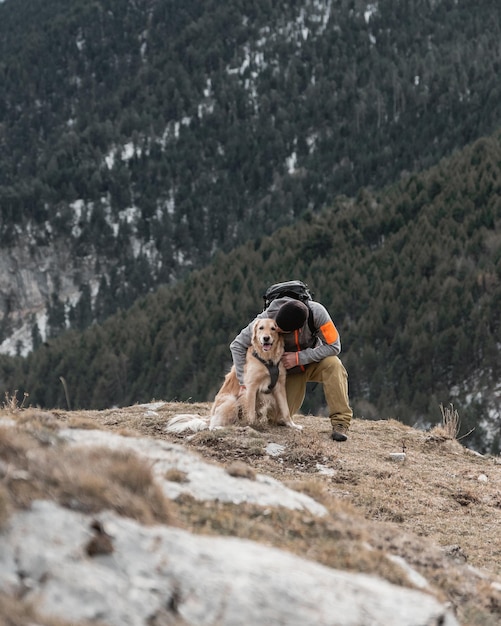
[[262, 280, 313, 308], [262, 280, 316, 335]]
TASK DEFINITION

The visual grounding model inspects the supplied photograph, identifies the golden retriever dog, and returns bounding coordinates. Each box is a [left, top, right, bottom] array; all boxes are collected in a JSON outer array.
[[166, 318, 302, 433]]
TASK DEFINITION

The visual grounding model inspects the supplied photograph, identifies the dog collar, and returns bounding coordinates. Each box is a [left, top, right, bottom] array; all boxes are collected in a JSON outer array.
[[251, 351, 280, 392]]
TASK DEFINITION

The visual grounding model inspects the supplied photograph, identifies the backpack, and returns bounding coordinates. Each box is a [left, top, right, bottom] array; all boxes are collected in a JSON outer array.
[[262, 280, 316, 335], [262, 280, 313, 308]]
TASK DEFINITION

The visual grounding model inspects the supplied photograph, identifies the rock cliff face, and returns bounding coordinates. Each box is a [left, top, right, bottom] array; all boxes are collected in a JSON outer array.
[[0, 239, 96, 355]]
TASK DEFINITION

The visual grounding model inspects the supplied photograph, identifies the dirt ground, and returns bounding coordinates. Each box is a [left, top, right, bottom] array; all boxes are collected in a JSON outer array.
[[3, 400, 501, 626]]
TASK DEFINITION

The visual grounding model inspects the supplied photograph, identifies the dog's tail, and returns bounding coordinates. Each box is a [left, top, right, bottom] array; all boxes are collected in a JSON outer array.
[[166, 413, 210, 434]]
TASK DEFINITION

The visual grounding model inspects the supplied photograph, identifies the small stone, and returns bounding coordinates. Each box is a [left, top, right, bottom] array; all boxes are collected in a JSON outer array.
[[389, 452, 406, 462], [266, 443, 285, 457]]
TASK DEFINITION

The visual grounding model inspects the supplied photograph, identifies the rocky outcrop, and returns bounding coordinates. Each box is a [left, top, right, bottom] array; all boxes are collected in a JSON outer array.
[[0, 425, 460, 626], [0, 499, 458, 626], [59, 428, 328, 516]]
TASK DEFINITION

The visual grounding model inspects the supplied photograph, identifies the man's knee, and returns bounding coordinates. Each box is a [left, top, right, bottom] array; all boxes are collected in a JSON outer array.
[[320, 356, 347, 380]]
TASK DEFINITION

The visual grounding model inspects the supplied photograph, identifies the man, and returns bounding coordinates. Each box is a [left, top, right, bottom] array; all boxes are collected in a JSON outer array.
[[230, 294, 353, 441]]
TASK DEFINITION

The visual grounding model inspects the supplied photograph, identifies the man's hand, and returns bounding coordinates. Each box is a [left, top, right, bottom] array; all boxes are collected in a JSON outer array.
[[281, 352, 299, 370]]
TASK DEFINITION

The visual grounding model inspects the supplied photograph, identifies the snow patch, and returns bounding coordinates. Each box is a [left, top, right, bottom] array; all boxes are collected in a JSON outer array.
[[70, 199, 86, 238], [286, 151, 298, 174], [364, 3, 378, 23]]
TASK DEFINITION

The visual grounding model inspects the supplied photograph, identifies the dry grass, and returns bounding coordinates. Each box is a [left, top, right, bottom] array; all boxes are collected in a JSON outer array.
[[0, 417, 175, 526], [1, 390, 30, 412], [164, 468, 190, 483], [440, 402, 461, 439], [0, 484, 11, 530], [1, 401, 501, 625], [225, 460, 257, 480]]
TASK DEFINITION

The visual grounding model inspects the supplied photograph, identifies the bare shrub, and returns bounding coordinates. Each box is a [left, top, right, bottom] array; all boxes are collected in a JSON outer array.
[[1, 390, 29, 413], [440, 403, 461, 439]]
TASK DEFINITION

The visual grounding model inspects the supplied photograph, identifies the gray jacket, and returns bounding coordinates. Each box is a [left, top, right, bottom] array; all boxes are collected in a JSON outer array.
[[229, 297, 341, 384]]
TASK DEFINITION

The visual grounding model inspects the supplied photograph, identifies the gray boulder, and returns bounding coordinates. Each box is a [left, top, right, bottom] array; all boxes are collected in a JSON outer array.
[[0, 500, 458, 626]]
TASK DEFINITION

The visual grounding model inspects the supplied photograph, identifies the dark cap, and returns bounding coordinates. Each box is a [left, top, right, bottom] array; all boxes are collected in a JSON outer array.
[[275, 300, 308, 332]]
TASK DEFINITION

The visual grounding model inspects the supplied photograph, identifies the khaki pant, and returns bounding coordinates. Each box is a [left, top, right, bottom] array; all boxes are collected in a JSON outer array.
[[285, 356, 353, 430]]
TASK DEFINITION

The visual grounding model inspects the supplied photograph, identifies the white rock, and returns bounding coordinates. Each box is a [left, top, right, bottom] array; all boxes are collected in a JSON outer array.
[[59, 429, 327, 516], [316, 463, 336, 476], [265, 442, 285, 456], [389, 452, 406, 462], [139, 402, 166, 411], [0, 501, 459, 626]]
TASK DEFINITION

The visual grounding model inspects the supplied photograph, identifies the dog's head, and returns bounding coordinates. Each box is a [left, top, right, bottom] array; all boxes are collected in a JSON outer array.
[[252, 317, 283, 354]]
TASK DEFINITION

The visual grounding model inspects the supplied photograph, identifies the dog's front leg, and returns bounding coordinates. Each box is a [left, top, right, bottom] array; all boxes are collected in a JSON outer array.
[[275, 389, 303, 431], [245, 385, 259, 426]]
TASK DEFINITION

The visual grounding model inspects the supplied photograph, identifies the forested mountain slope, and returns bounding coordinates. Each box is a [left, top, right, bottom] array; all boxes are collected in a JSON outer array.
[[1, 0, 501, 352], [2, 131, 500, 453]]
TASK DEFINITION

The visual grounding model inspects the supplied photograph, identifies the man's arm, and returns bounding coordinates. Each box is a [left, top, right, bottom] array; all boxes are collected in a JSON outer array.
[[229, 321, 254, 384], [296, 302, 341, 366]]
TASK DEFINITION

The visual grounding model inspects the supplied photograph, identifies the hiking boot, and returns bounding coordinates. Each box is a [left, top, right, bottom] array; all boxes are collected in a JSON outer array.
[[331, 423, 348, 442]]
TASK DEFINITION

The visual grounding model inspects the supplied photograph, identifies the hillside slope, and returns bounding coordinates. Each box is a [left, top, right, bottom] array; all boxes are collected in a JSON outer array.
[[2, 131, 500, 452], [0, 400, 500, 625], [1, 0, 501, 348]]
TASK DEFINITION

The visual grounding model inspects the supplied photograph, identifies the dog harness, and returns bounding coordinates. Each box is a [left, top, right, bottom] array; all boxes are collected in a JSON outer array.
[[251, 351, 280, 392]]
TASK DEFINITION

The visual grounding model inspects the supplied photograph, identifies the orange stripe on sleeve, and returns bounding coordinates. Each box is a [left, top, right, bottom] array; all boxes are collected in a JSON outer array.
[[320, 320, 339, 344]]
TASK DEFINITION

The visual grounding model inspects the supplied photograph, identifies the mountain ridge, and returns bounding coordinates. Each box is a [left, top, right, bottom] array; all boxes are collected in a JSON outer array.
[[2, 0, 501, 348], [1, 0, 501, 452], [1, 129, 500, 452]]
